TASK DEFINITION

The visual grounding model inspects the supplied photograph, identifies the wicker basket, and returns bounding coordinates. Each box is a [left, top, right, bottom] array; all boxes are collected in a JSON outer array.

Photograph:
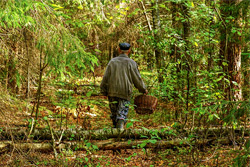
[[134, 95, 158, 114]]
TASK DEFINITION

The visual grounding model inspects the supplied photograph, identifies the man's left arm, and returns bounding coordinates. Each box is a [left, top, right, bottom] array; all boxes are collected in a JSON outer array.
[[100, 65, 110, 96], [131, 64, 147, 93]]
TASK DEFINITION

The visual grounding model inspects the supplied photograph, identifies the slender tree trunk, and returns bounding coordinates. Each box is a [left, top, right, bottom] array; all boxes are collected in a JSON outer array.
[[206, 0, 215, 72], [23, 29, 31, 114], [138, 0, 154, 70], [171, 1, 182, 120], [151, 0, 163, 83], [7, 42, 18, 93], [181, 1, 191, 127], [31, 45, 48, 130], [5, 52, 9, 92], [139, 0, 152, 32], [242, 48, 250, 100], [24, 29, 30, 99]]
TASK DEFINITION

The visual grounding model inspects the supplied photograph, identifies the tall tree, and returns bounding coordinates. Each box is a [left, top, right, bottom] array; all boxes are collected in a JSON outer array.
[[151, 0, 163, 83], [180, 0, 191, 126], [219, 0, 243, 101], [170, 1, 182, 119]]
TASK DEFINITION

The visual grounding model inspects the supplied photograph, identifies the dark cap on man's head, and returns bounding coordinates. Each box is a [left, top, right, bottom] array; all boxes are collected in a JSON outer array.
[[119, 42, 131, 50]]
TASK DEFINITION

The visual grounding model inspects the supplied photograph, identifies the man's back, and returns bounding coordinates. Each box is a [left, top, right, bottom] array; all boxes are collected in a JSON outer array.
[[100, 54, 146, 100]]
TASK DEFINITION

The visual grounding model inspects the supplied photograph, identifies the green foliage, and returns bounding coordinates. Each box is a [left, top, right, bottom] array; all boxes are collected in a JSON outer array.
[[0, 0, 36, 29], [233, 140, 250, 167], [0, 0, 99, 91], [125, 118, 139, 128], [124, 152, 137, 162]]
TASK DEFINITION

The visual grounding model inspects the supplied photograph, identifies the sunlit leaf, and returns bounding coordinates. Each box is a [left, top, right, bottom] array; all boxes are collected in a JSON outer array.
[[126, 122, 133, 128], [191, 2, 194, 7], [77, 5, 83, 10], [94, 49, 102, 53], [86, 91, 92, 97], [139, 142, 147, 148], [232, 81, 238, 86]]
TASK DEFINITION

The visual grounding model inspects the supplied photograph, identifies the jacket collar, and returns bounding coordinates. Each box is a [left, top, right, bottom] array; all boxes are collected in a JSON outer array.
[[118, 54, 129, 58]]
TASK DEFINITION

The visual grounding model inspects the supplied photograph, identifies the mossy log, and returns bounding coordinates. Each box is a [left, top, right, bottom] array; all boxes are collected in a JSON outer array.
[[0, 128, 175, 140], [0, 137, 234, 153], [0, 127, 249, 141]]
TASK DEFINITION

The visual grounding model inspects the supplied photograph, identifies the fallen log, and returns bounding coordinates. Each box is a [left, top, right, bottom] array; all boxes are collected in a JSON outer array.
[[0, 127, 249, 141], [0, 128, 176, 141], [0, 137, 235, 153]]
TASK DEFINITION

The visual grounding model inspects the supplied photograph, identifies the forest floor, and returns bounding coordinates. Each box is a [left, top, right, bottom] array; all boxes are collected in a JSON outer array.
[[0, 78, 249, 167]]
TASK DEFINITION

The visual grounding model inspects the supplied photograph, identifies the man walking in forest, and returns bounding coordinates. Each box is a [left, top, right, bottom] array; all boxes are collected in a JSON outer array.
[[100, 42, 148, 129]]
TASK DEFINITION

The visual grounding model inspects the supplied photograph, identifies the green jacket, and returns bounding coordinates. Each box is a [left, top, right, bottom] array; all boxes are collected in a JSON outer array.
[[100, 54, 147, 100]]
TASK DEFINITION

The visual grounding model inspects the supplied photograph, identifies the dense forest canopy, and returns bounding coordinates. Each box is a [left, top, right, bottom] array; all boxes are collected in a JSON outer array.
[[0, 0, 250, 166]]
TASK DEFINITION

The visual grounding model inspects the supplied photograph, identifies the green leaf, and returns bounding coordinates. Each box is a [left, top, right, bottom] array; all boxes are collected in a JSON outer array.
[[90, 66, 94, 72], [94, 49, 102, 53], [142, 127, 149, 131], [126, 122, 133, 128], [140, 135, 148, 139], [148, 139, 157, 144], [159, 4, 166, 8], [232, 29, 236, 33], [222, 62, 228, 66], [245, 139, 250, 149], [213, 114, 220, 119], [232, 81, 238, 86], [92, 145, 99, 150], [86, 91, 92, 97], [86, 142, 91, 148], [43, 116, 48, 121], [139, 142, 147, 148], [208, 114, 213, 121], [78, 5, 83, 10]]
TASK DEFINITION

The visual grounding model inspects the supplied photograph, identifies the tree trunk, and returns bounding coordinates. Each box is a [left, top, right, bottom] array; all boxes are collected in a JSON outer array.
[[181, 1, 191, 127], [219, 0, 242, 101], [7, 42, 18, 93], [24, 29, 31, 99], [138, 0, 154, 70], [170, 1, 182, 120], [151, 0, 163, 83]]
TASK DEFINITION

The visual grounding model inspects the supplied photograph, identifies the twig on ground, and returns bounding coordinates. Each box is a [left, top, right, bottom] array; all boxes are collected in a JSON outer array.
[[58, 129, 65, 144], [27, 118, 34, 141], [45, 118, 58, 160]]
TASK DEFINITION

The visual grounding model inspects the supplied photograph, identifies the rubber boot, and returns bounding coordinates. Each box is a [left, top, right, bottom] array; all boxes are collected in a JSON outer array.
[[112, 120, 117, 128], [116, 119, 125, 129]]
